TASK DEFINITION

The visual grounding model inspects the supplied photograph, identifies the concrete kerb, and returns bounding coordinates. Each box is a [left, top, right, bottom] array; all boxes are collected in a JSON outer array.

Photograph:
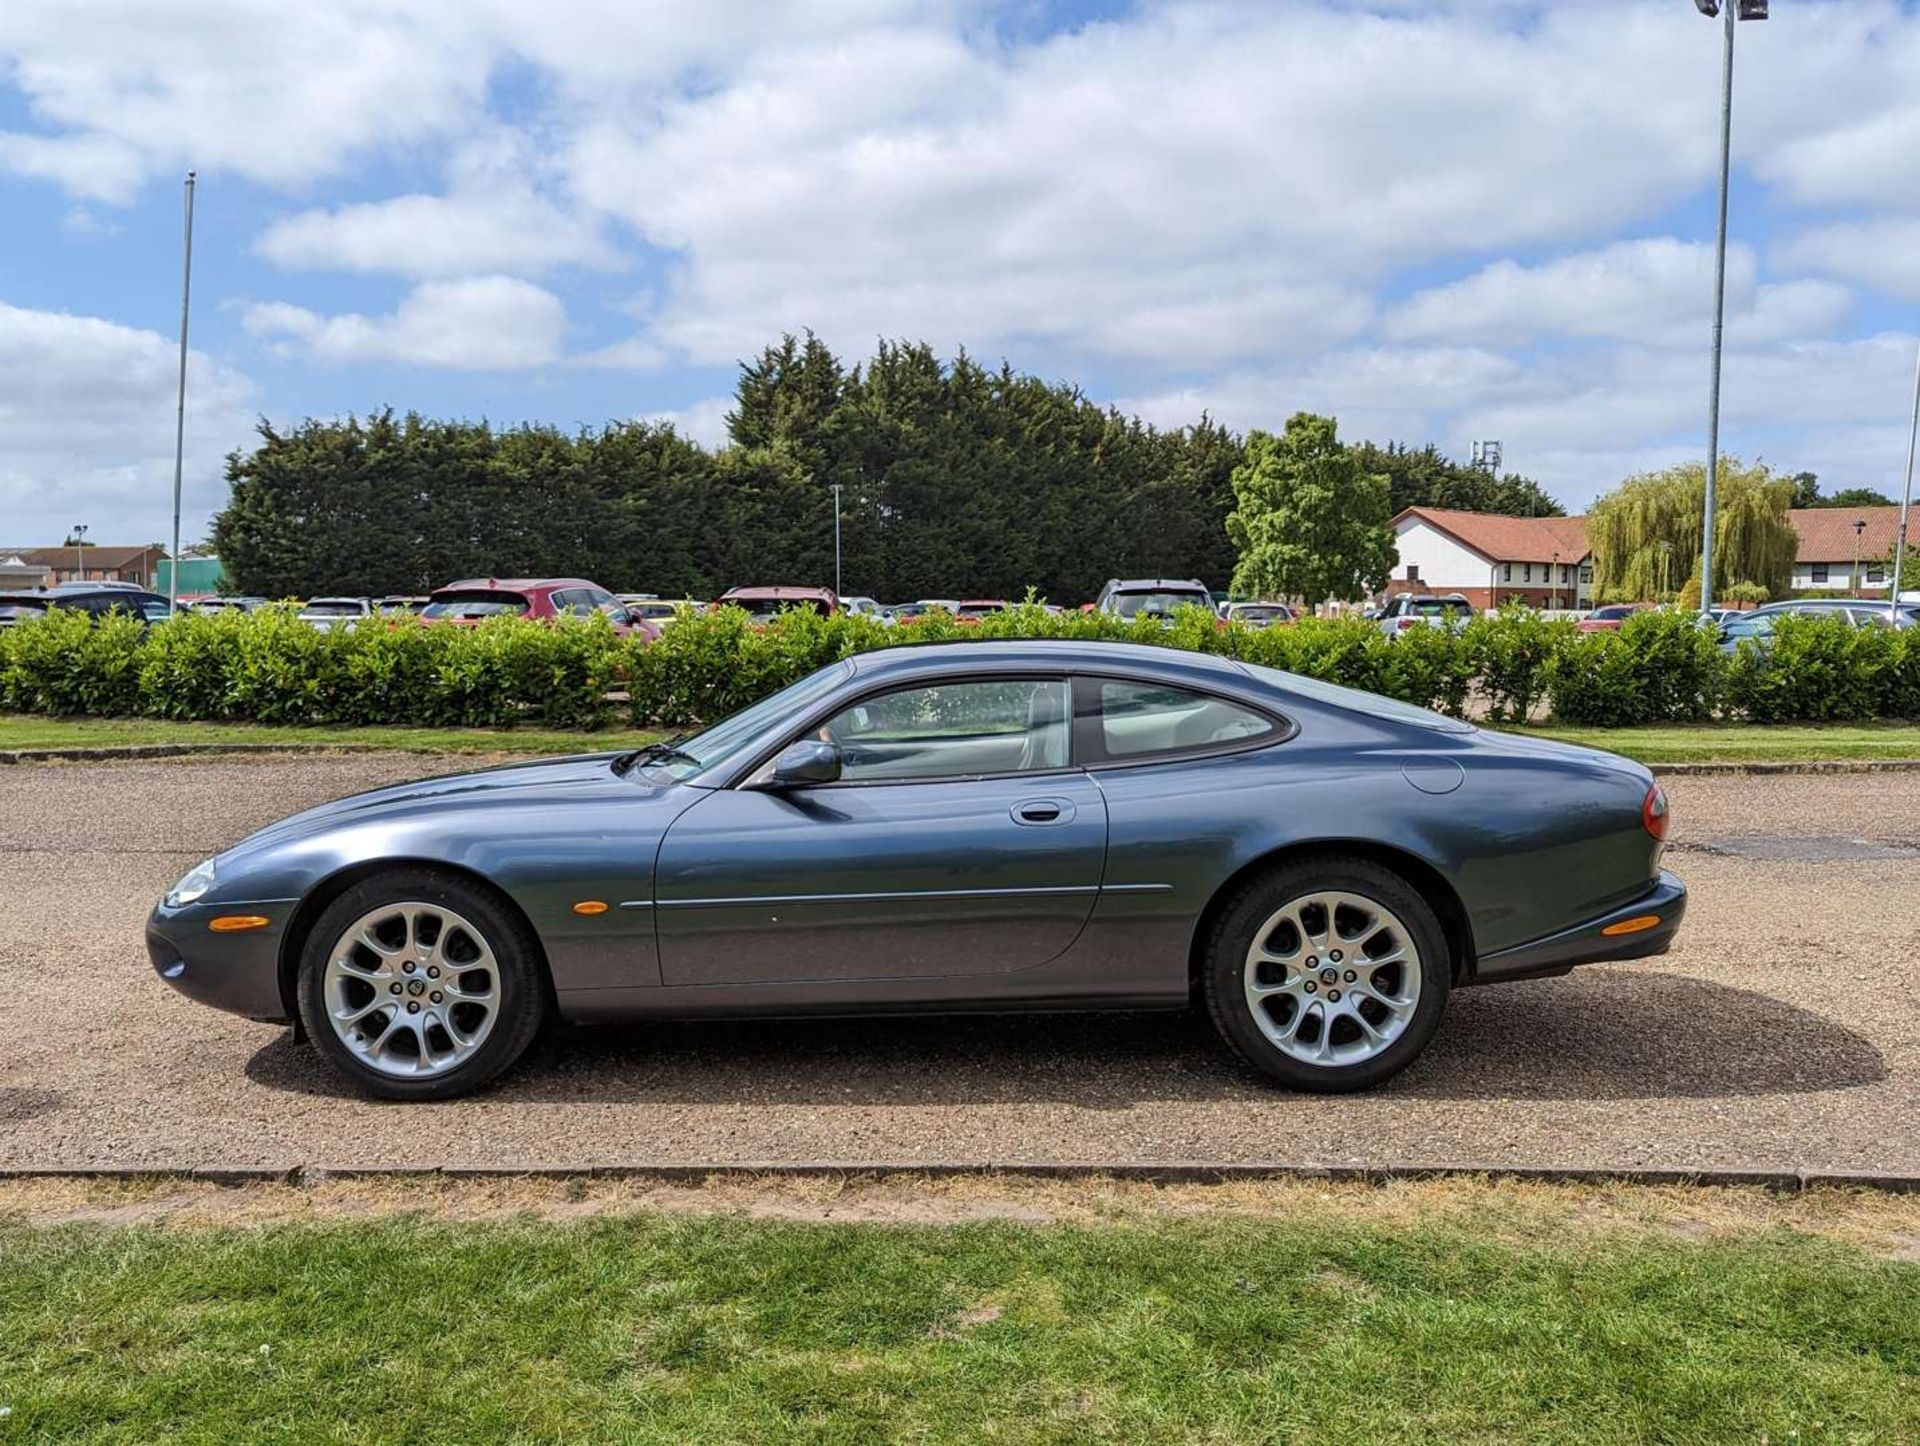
[[2, 1161, 1917, 1193]]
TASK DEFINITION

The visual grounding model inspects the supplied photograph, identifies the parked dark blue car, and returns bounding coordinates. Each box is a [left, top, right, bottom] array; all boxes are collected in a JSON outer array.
[[150, 641, 1686, 1099]]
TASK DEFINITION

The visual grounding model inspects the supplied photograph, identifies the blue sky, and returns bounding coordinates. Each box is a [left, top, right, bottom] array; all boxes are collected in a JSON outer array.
[[4, 0, 1919, 549]]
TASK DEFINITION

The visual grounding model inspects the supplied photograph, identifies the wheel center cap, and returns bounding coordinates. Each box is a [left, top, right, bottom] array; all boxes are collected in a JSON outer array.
[[1320, 968, 1338, 985], [407, 980, 425, 996]]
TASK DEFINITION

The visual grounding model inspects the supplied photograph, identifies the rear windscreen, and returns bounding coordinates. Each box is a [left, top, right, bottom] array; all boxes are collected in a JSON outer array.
[[422, 592, 530, 618]]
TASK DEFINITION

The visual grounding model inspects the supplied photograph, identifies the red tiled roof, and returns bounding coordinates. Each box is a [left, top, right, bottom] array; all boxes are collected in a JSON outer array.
[[1393, 508, 1590, 564], [1786, 506, 1907, 563], [7, 544, 161, 570]]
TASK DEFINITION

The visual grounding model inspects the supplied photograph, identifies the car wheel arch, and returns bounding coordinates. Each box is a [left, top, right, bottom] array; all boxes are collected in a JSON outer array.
[[1185, 840, 1475, 1001], [276, 857, 557, 1023]]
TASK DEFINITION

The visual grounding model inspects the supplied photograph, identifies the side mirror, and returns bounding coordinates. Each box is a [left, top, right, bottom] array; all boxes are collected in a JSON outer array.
[[762, 739, 842, 789]]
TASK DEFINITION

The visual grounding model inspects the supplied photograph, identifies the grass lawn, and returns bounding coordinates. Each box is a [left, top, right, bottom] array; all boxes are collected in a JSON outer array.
[[2, 1185, 1917, 1442], [0, 714, 665, 757], [4, 713, 1919, 765], [1518, 720, 1920, 764]]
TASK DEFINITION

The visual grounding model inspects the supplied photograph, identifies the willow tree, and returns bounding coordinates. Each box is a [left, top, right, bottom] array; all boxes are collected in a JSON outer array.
[[1587, 459, 1795, 603]]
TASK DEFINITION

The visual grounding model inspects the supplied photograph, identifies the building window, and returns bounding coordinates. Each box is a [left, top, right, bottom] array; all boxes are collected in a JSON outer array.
[[1811, 564, 1829, 583], [1522, 562, 1532, 583], [1867, 568, 1886, 584], [1580, 565, 1593, 584], [1502, 563, 1512, 582], [1560, 564, 1571, 583]]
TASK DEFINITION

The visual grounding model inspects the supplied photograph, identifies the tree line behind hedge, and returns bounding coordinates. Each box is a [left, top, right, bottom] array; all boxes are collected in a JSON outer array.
[[210, 334, 1561, 604], [5, 604, 1916, 733]]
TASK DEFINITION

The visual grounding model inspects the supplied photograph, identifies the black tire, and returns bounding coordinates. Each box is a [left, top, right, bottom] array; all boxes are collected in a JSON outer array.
[[1202, 855, 1451, 1093], [296, 867, 548, 1101]]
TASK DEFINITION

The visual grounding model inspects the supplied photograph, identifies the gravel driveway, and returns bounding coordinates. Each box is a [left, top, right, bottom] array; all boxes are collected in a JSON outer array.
[[1, 753, 1914, 1174]]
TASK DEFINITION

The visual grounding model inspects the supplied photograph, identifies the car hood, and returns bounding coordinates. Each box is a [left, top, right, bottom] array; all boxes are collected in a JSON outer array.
[[220, 753, 667, 858]]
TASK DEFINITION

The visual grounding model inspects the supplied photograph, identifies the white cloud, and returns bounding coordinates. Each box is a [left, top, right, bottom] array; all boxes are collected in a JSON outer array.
[[1120, 331, 1920, 510], [0, 3, 494, 201], [1387, 240, 1746, 347], [256, 132, 616, 278], [1778, 217, 1920, 303], [0, 301, 255, 546], [643, 396, 733, 448], [1386, 240, 1851, 350], [242, 276, 568, 370]]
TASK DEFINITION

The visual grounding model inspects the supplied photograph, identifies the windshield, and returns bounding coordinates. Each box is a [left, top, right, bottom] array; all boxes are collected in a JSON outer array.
[[1593, 606, 1635, 620], [1402, 599, 1471, 617], [422, 591, 530, 619], [1233, 606, 1287, 622], [1113, 590, 1209, 618], [631, 661, 854, 783]]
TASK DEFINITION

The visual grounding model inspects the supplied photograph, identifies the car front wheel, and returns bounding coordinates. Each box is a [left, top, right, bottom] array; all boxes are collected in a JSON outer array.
[[297, 868, 547, 1101], [1203, 856, 1450, 1092]]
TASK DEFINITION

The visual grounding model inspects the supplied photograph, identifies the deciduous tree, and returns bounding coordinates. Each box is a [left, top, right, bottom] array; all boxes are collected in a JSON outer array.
[[1227, 414, 1396, 607]]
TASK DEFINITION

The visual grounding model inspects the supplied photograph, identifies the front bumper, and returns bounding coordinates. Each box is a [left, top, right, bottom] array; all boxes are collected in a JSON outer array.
[[1470, 869, 1687, 986], [147, 898, 297, 1022]]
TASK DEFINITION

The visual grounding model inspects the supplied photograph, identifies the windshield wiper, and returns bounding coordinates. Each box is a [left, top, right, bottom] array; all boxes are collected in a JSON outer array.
[[612, 735, 698, 775]]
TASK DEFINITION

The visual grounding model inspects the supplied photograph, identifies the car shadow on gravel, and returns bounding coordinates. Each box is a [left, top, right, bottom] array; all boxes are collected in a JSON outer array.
[[244, 968, 1885, 1105], [1403, 971, 1887, 1100]]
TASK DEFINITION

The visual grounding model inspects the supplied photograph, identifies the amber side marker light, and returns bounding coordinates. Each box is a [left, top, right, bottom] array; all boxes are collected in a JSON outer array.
[[573, 900, 611, 916], [1601, 915, 1662, 937], [207, 915, 271, 933]]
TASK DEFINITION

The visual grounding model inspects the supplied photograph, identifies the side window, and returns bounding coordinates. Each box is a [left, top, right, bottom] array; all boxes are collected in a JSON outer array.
[[818, 678, 1071, 782], [555, 589, 596, 617], [1093, 680, 1275, 761]]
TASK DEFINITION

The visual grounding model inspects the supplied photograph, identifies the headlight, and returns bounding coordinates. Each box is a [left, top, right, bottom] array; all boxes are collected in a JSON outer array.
[[165, 857, 216, 907]]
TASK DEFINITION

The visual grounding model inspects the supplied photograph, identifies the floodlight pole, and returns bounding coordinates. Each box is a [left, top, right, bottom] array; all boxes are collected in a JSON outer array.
[[1893, 343, 1919, 616], [169, 171, 196, 616], [1698, 1, 1737, 617]]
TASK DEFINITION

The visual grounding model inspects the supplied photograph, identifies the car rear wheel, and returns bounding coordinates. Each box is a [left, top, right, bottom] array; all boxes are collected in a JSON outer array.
[[1202, 856, 1450, 1092], [297, 868, 547, 1101]]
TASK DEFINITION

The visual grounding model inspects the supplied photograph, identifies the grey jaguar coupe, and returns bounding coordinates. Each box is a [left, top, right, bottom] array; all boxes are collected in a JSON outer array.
[[150, 640, 1685, 1100]]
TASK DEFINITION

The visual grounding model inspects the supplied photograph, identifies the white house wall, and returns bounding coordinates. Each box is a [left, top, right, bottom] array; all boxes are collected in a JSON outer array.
[[1392, 522, 1491, 591]]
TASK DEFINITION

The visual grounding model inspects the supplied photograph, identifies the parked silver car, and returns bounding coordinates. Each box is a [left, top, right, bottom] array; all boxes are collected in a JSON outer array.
[[298, 597, 373, 632], [1377, 593, 1475, 636]]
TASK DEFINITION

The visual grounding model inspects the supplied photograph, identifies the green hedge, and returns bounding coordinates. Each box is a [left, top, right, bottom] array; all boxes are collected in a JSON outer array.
[[2, 603, 1917, 731]]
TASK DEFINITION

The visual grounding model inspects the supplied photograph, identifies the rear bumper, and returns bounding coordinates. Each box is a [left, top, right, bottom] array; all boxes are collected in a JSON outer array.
[[1469, 869, 1687, 986]]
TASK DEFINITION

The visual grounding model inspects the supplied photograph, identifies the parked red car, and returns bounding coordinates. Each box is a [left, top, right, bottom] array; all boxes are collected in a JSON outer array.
[[1578, 604, 1648, 633], [420, 578, 658, 639], [715, 586, 841, 621]]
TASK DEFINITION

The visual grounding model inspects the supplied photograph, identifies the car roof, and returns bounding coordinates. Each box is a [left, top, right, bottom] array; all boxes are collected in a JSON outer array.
[[437, 578, 597, 593], [847, 638, 1251, 683], [1107, 578, 1207, 590], [721, 585, 836, 600]]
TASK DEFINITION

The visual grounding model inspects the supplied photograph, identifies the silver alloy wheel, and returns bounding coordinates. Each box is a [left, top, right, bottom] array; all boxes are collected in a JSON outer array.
[[321, 901, 501, 1079], [1242, 889, 1424, 1067]]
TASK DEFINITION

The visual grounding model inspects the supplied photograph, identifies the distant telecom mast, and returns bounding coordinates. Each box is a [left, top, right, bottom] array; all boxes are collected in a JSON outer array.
[[1470, 440, 1503, 478]]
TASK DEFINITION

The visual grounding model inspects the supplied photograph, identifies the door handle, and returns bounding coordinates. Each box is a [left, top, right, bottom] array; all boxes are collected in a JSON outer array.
[[1012, 798, 1073, 826]]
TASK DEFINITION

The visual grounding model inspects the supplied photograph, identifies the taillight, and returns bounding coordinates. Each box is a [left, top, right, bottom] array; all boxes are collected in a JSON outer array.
[[1642, 785, 1669, 842]]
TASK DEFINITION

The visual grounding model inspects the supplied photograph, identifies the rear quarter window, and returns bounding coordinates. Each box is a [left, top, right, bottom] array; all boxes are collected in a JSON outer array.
[[1094, 680, 1276, 759]]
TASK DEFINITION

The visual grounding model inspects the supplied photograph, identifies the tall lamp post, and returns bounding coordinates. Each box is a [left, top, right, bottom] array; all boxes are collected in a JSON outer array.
[[1852, 518, 1867, 596], [1894, 343, 1919, 616], [1693, 0, 1767, 617], [71, 523, 88, 583], [169, 171, 197, 617]]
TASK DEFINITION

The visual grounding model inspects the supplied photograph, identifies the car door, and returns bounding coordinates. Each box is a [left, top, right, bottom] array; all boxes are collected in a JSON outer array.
[[653, 675, 1107, 985]]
